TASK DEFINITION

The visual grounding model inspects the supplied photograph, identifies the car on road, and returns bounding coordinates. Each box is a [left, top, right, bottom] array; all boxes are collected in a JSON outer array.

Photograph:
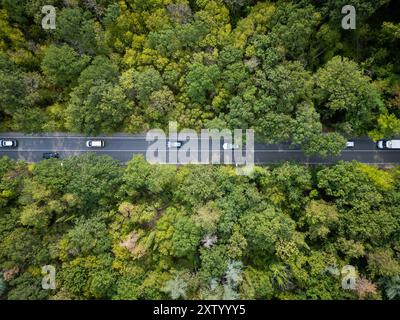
[[43, 152, 60, 159], [346, 141, 355, 148], [86, 140, 105, 148], [223, 143, 240, 150], [167, 141, 184, 148], [377, 139, 400, 150], [0, 139, 18, 148]]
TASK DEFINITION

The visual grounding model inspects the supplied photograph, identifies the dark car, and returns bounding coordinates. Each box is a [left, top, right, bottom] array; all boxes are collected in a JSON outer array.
[[42, 152, 60, 159]]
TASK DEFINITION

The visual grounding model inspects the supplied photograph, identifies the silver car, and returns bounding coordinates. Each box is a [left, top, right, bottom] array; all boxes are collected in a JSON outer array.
[[223, 143, 240, 150]]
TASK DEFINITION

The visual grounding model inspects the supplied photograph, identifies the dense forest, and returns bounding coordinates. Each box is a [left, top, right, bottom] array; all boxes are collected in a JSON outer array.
[[0, 154, 399, 300], [0, 0, 400, 300], [0, 0, 399, 155]]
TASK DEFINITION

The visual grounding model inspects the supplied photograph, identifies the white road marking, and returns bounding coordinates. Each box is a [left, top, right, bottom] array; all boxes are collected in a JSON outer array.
[[3, 136, 229, 141]]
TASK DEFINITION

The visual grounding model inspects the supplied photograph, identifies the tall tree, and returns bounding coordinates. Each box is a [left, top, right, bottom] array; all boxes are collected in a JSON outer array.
[[41, 45, 90, 87]]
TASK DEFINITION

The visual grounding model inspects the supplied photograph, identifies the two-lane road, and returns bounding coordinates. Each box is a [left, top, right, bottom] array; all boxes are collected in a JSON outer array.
[[0, 134, 150, 163], [0, 133, 399, 166]]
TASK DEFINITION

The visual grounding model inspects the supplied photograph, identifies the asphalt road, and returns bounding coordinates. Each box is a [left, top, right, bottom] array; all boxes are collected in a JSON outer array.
[[0, 133, 399, 166]]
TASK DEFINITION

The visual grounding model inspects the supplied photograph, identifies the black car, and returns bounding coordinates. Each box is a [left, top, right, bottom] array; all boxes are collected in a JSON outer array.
[[42, 152, 60, 159]]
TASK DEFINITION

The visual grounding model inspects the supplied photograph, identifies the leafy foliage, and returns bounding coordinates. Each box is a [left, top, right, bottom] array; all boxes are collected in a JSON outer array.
[[0, 0, 400, 301], [0, 154, 399, 300], [0, 0, 397, 153]]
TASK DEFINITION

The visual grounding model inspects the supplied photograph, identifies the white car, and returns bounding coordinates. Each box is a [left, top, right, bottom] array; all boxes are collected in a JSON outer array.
[[0, 139, 18, 148], [223, 143, 240, 150], [167, 141, 183, 148], [346, 141, 355, 148], [86, 140, 105, 148], [377, 139, 400, 149]]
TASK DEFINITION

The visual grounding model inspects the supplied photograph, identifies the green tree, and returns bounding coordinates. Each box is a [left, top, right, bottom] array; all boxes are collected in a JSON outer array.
[[314, 56, 384, 135], [298, 200, 339, 240], [240, 267, 273, 299], [146, 87, 176, 123], [121, 155, 176, 198], [0, 228, 40, 268], [55, 7, 107, 55], [265, 3, 321, 64], [63, 153, 122, 213], [226, 61, 322, 147], [303, 132, 347, 158], [381, 275, 400, 300], [58, 216, 112, 261], [174, 166, 224, 208], [367, 249, 400, 277], [88, 268, 116, 299], [185, 62, 220, 105], [317, 161, 373, 200], [199, 245, 228, 281], [0, 58, 26, 115], [11, 107, 46, 132], [369, 113, 400, 141], [66, 80, 130, 134], [41, 45, 90, 87], [120, 67, 164, 103], [172, 215, 202, 258], [114, 273, 144, 300], [263, 163, 313, 214], [7, 272, 49, 300], [78, 56, 119, 84], [240, 207, 297, 258]]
